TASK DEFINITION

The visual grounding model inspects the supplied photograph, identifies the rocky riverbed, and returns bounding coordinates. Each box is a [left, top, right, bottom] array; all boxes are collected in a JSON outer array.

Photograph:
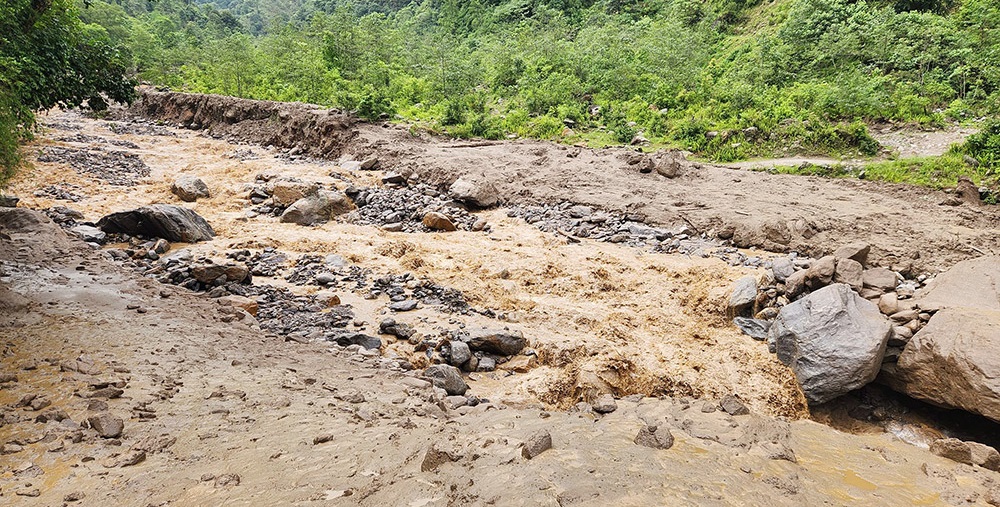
[[3, 94, 1000, 505]]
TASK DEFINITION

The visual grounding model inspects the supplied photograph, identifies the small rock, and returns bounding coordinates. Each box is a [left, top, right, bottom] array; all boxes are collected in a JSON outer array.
[[592, 394, 618, 414], [863, 267, 898, 293], [634, 425, 674, 450], [88, 413, 124, 438], [521, 430, 553, 459], [421, 443, 460, 472], [833, 258, 864, 292], [71, 225, 106, 244], [771, 258, 795, 282], [878, 293, 899, 315], [64, 492, 86, 502], [785, 270, 808, 299], [218, 295, 258, 316], [720, 394, 750, 415], [728, 276, 758, 317], [930, 438, 973, 465], [389, 300, 418, 312], [449, 340, 472, 367], [171, 175, 211, 202], [734, 317, 770, 341], [422, 212, 457, 232], [834, 243, 871, 266], [215, 473, 241, 487], [806, 255, 837, 289]]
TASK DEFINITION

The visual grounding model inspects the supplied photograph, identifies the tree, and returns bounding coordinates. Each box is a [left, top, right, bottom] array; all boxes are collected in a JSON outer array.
[[0, 0, 137, 184]]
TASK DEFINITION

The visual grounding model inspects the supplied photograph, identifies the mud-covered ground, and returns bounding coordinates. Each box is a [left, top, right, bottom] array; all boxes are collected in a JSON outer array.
[[2, 102, 1000, 505]]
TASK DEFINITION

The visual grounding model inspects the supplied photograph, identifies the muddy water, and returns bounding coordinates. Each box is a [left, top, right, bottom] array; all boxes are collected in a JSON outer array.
[[5, 108, 1000, 505]]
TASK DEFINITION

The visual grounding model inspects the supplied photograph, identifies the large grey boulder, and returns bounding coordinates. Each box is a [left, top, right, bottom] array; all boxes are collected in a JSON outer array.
[[422, 365, 468, 396], [279, 190, 354, 226], [97, 205, 215, 243], [170, 175, 210, 202], [449, 177, 499, 208], [767, 284, 892, 404], [887, 308, 1000, 422], [912, 255, 1000, 312]]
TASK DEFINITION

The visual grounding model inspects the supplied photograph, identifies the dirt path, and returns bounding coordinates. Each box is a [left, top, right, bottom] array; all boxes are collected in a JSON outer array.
[[2, 105, 1000, 505], [718, 125, 976, 173]]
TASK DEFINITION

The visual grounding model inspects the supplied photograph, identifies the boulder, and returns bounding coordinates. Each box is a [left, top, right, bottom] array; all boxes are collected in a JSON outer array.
[[71, 225, 106, 244], [97, 205, 215, 243], [889, 308, 1000, 423], [733, 317, 770, 341], [422, 212, 457, 232], [727, 276, 757, 317], [833, 243, 871, 266], [422, 365, 468, 396], [521, 430, 553, 459], [634, 425, 674, 450], [271, 179, 320, 206], [449, 177, 499, 208], [0, 195, 19, 208], [833, 258, 863, 292], [333, 332, 382, 350], [467, 328, 526, 356], [912, 256, 1000, 312], [969, 442, 1000, 471], [784, 270, 808, 299], [191, 264, 250, 284], [862, 267, 897, 294], [767, 284, 892, 404], [771, 258, 795, 283], [805, 255, 837, 289], [170, 175, 210, 202], [929, 438, 973, 465], [279, 190, 354, 226]]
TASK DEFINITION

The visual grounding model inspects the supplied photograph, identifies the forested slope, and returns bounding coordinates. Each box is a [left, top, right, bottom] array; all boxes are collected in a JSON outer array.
[[23, 0, 1000, 170]]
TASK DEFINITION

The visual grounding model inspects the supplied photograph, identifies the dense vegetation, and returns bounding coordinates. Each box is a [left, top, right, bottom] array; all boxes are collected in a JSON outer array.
[[3, 0, 1000, 190], [71, 0, 998, 164], [0, 0, 136, 185]]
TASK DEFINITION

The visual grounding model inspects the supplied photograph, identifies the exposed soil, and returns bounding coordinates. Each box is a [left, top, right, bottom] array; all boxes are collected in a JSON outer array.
[[2, 95, 1000, 505]]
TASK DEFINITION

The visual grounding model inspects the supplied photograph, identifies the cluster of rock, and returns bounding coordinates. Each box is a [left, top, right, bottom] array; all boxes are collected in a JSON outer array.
[[399, 326, 527, 379], [732, 243, 1000, 435], [729, 243, 937, 404], [57, 133, 140, 149], [344, 184, 484, 233], [0, 361, 165, 479], [36, 146, 149, 186], [102, 119, 177, 137], [33, 184, 86, 202], [245, 174, 355, 226], [506, 202, 766, 268]]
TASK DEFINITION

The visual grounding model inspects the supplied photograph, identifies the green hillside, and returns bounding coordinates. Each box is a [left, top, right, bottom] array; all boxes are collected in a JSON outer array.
[[11, 0, 1000, 184]]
